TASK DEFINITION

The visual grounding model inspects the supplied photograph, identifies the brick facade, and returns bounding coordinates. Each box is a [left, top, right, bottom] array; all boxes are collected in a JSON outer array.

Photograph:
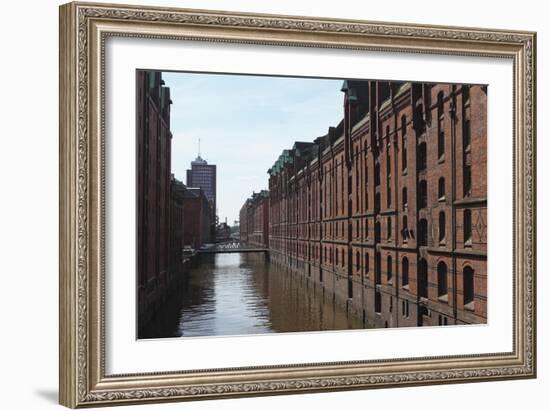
[[182, 186, 213, 248], [256, 80, 487, 327], [240, 190, 270, 248], [136, 71, 175, 333]]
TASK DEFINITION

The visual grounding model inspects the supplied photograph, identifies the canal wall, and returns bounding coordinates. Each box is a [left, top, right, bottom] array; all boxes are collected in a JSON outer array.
[[269, 250, 373, 327], [138, 257, 191, 338], [271, 248, 429, 329]]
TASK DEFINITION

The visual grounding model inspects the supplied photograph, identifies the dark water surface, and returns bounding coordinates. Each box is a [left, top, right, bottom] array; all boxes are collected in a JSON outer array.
[[142, 253, 365, 338]]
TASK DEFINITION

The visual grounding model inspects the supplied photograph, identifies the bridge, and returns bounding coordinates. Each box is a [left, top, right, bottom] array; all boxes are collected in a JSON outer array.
[[198, 241, 269, 254]]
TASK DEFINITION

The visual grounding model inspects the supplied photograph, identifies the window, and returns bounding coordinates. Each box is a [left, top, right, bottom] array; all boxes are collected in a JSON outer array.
[[401, 115, 408, 172], [438, 177, 445, 200], [418, 142, 427, 171], [418, 218, 428, 246], [365, 253, 369, 274], [375, 252, 381, 285], [402, 257, 409, 287], [413, 102, 425, 135], [463, 165, 472, 197], [356, 251, 360, 272], [463, 266, 474, 309], [439, 211, 446, 243], [419, 180, 427, 209], [387, 217, 392, 240], [437, 91, 444, 118], [375, 291, 381, 313], [464, 209, 472, 246], [402, 187, 408, 210], [463, 85, 471, 106], [387, 256, 392, 282], [341, 248, 345, 267], [402, 215, 409, 241], [437, 261, 448, 299], [418, 258, 428, 298], [437, 91, 445, 160], [463, 119, 471, 150], [438, 130, 445, 159]]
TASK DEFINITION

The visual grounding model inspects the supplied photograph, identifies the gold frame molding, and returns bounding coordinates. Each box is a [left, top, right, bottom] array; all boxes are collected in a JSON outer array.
[[59, 1, 537, 408]]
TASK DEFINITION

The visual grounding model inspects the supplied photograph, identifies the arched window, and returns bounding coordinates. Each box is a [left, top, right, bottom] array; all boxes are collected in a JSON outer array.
[[464, 209, 472, 246], [439, 211, 446, 243], [438, 177, 445, 200], [419, 218, 428, 246], [463, 266, 474, 308], [437, 261, 448, 298], [387, 255, 392, 282], [402, 257, 409, 287], [402, 187, 408, 210]]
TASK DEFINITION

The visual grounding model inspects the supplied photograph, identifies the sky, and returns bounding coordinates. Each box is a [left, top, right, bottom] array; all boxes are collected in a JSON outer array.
[[163, 71, 345, 225]]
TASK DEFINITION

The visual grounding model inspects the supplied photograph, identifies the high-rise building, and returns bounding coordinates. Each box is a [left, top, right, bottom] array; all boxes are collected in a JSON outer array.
[[186, 154, 217, 223]]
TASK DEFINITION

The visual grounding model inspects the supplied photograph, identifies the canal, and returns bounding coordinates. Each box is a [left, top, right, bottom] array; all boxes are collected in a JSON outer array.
[[141, 253, 366, 339]]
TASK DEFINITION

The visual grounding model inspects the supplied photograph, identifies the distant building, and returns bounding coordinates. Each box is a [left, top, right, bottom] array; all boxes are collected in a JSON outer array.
[[239, 190, 270, 248], [216, 221, 232, 242], [186, 155, 217, 225], [170, 176, 186, 271], [182, 185, 212, 248]]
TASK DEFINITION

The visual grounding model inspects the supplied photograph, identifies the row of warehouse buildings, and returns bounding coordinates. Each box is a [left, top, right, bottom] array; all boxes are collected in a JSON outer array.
[[239, 79, 487, 328]]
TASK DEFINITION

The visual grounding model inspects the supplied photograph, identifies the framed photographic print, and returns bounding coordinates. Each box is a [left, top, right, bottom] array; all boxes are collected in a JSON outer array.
[[59, 1, 537, 408]]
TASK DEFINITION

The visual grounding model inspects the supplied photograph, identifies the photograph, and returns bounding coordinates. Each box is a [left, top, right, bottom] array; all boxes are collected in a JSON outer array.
[[136, 70, 488, 339], [56, 1, 536, 407]]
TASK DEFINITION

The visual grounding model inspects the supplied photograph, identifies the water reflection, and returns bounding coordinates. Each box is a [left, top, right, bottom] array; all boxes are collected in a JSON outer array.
[[142, 253, 365, 338]]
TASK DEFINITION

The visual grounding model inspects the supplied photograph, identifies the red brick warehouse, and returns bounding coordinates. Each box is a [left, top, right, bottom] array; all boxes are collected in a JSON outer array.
[[241, 80, 487, 328]]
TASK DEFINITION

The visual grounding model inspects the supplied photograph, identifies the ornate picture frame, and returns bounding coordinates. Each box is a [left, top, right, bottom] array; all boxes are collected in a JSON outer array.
[[59, 1, 536, 407]]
